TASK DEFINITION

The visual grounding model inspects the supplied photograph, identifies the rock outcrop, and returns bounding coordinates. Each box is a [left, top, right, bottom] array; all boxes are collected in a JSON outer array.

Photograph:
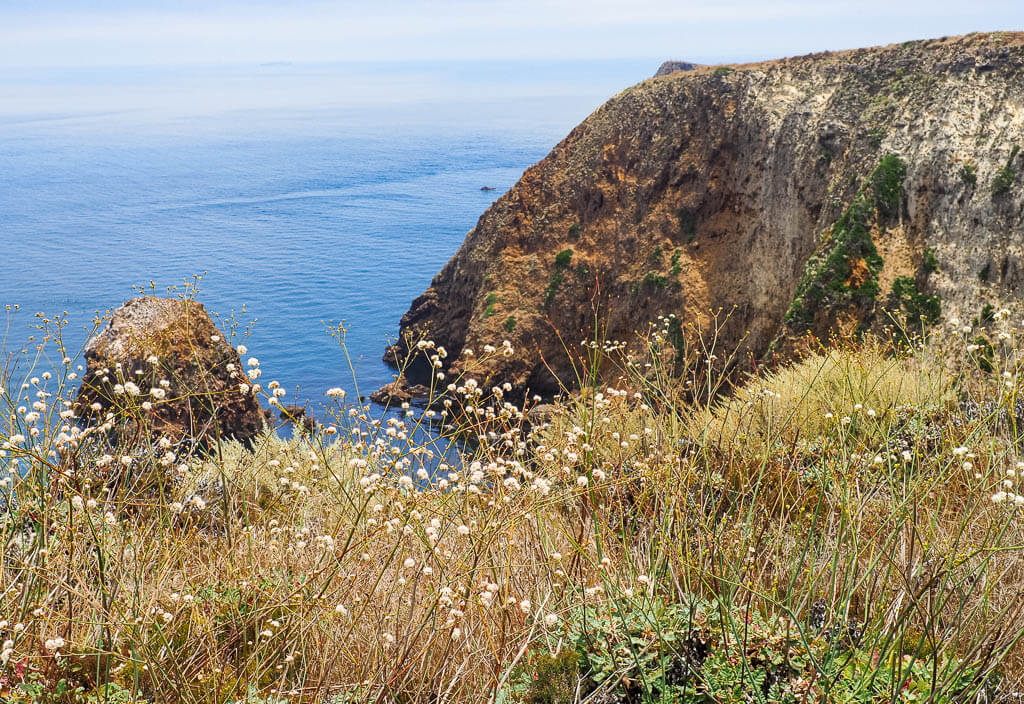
[[385, 33, 1024, 397], [77, 297, 263, 444], [653, 60, 699, 77]]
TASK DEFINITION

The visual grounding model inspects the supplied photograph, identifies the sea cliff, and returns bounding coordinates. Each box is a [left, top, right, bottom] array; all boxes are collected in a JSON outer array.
[[386, 33, 1024, 396]]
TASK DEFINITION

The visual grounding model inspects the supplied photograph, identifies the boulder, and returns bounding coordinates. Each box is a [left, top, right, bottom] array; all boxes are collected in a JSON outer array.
[[653, 60, 699, 77], [370, 378, 431, 405], [279, 403, 315, 433], [76, 296, 264, 445]]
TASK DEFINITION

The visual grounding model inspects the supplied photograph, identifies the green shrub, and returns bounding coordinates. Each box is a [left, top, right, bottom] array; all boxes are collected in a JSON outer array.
[[643, 271, 668, 288], [960, 163, 977, 187], [992, 146, 1019, 197], [678, 208, 697, 243], [871, 153, 906, 217], [544, 271, 565, 308], [554, 249, 573, 269], [993, 166, 1015, 197], [483, 292, 499, 318], [670, 249, 682, 276], [922, 246, 938, 273], [567, 222, 581, 240], [520, 651, 580, 704], [713, 66, 734, 77], [891, 276, 941, 326], [503, 315, 516, 333]]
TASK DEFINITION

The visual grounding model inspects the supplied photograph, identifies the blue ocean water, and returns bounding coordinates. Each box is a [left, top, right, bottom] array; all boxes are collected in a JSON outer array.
[[0, 60, 652, 415]]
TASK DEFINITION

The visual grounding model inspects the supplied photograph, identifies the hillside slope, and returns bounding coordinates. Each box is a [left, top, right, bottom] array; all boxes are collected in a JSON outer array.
[[386, 33, 1024, 396]]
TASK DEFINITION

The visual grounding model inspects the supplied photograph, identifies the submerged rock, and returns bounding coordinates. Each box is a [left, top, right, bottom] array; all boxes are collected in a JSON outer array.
[[76, 296, 264, 445]]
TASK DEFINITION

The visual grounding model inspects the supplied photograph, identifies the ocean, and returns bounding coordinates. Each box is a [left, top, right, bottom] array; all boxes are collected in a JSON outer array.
[[0, 60, 653, 416]]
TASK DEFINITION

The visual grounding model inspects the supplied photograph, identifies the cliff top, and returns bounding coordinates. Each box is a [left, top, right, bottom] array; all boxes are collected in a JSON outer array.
[[651, 31, 1024, 81]]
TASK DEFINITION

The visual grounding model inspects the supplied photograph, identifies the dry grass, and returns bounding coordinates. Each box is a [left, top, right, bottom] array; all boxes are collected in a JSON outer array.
[[3, 307, 1024, 702]]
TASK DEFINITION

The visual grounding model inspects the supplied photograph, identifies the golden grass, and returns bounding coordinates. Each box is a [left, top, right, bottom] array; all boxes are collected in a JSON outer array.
[[3, 311, 1024, 702]]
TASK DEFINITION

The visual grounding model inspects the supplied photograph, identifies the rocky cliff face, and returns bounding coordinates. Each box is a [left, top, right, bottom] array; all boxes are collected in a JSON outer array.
[[654, 60, 700, 77], [387, 33, 1024, 397]]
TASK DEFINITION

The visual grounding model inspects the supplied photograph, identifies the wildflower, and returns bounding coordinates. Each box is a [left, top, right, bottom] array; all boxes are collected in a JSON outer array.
[[952, 446, 969, 457], [123, 381, 141, 396], [43, 637, 65, 651], [543, 613, 559, 627], [71, 496, 84, 511], [236, 344, 248, 354], [404, 557, 416, 569], [326, 387, 346, 398]]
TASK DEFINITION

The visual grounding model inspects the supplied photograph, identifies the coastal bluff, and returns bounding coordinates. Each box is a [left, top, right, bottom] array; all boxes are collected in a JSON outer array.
[[386, 33, 1024, 397]]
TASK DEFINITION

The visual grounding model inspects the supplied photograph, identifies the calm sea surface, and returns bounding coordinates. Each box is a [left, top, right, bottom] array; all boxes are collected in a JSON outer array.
[[0, 60, 652, 414]]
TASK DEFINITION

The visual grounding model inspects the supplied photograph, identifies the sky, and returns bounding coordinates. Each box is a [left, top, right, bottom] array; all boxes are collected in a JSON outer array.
[[1, 0, 1023, 68]]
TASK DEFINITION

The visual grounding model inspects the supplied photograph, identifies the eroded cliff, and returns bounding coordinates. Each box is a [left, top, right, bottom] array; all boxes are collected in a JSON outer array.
[[386, 33, 1024, 396]]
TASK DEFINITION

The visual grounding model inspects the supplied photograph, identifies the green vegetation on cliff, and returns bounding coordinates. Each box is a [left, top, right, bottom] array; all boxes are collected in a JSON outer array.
[[786, 155, 905, 331]]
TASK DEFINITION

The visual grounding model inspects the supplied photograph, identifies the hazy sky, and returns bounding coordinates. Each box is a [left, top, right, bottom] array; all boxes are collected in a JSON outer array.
[[2, 0, 1022, 68]]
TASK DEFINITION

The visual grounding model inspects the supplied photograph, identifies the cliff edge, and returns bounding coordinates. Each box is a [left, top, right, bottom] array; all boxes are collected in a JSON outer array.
[[386, 33, 1024, 396]]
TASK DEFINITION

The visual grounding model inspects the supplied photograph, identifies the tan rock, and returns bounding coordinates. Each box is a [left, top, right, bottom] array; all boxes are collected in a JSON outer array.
[[76, 296, 264, 445]]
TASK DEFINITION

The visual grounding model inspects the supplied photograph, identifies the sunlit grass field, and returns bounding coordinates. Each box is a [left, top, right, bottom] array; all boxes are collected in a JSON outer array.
[[3, 297, 1024, 703]]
